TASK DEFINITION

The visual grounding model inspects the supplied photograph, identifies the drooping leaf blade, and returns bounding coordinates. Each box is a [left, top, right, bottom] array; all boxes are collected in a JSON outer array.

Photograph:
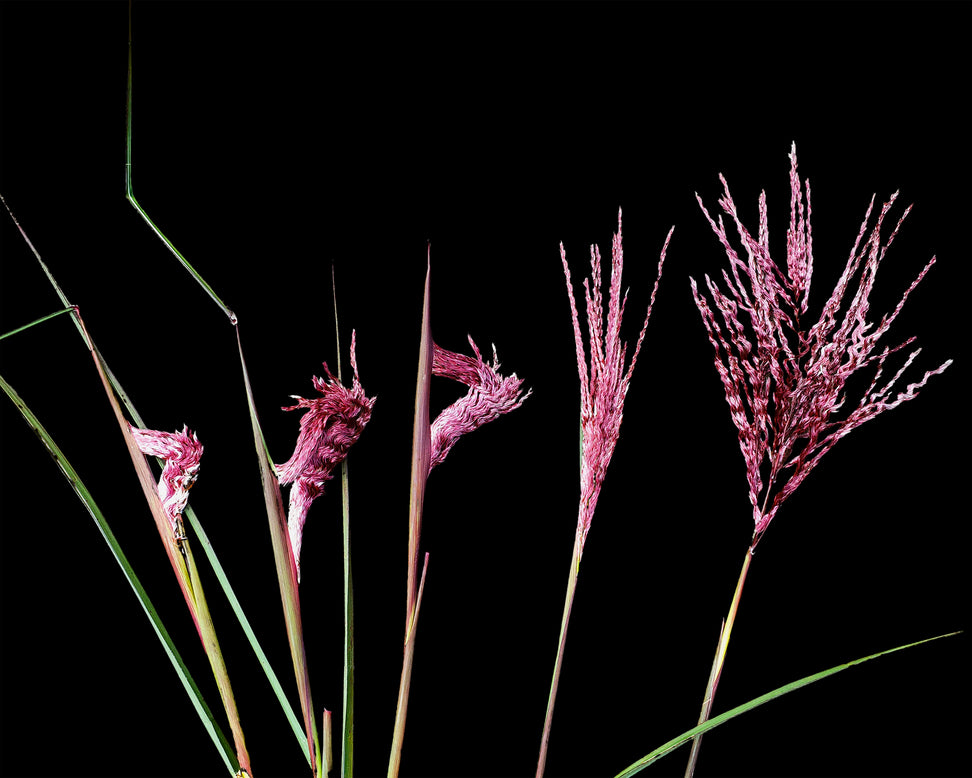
[[614, 631, 962, 778], [236, 325, 320, 776]]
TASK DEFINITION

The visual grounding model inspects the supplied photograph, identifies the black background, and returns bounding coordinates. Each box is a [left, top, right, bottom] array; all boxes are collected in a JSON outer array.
[[1, 2, 969, 777]]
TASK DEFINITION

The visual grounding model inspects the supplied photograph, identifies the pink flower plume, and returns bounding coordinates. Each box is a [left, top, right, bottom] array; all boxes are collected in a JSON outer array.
[[429, 335, 531, 471], [129, 424, 203, 540], [562, 209, 671, 550], [276, 331, 376, 581], [693, 143, 951, 544]]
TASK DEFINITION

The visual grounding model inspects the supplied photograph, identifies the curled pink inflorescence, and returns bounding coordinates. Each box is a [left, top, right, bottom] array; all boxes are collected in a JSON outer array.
[[429, 336, 531, 471], [692, 143, 951, 544], [129, 424, 204, 540], [276, 330, 376, 581], [562, 209, 671, 550]]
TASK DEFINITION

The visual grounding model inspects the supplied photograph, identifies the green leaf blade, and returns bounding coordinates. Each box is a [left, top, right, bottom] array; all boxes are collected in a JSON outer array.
[[613, 631, 962, 778]]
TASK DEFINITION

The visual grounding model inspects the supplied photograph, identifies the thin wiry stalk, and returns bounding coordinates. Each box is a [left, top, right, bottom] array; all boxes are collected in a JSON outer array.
[[536, 532, 582, 778], [333, 264, 355, 778], [125, 0, 236, 323], [683, 548, 751, 778]]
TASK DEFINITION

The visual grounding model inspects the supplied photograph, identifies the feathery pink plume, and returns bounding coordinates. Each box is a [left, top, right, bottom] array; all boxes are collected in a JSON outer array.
[[693, 143, 951, 544], [562, 209, 671, 550], [129, 424, 203, 540], [429, 335, 531, 471], [276, 330, 376, 580]]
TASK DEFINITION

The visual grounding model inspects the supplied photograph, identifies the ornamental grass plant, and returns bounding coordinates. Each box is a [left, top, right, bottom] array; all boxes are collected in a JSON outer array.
[[0, 4, 969, 778]]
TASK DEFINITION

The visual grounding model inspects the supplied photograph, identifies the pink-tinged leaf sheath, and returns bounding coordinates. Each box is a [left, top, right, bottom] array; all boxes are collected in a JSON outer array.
[[562, 209, 672, 550], [429, 336, 532, 471], [128, 424, 203, 540], [277, 331, 376, 582], [693, 142, 951, 545]]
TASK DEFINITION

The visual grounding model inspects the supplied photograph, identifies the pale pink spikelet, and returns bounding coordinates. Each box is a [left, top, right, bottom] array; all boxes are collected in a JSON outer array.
[[129, 424, 203, 540], [693, 143, 951, 545], [562, 209, 671, 550], [429, 335, 531, 471], [276, 331, 376, 581]]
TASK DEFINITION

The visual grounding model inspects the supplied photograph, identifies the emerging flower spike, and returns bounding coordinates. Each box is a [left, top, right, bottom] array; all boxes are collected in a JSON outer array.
[[692, 143, 951, 545], [562, 209, 671, 550], [276, 331, 376, 581], [129, 424, 203, 541], [429, 336, 531, 471]]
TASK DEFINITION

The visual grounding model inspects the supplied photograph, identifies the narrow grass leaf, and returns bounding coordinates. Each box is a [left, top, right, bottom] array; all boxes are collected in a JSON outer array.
[[236, 325, 320, 776], [0, 307, 76, 342], [0, 370, 239, 776], [186, 506, 309, 760], [75, 311, 252, 775], [388, 257, 433, 778], [614, 631, 962, 778]]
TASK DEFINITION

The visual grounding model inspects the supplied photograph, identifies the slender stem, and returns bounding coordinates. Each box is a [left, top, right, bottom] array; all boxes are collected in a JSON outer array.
[[536, 530, 584, 778], [125, 0, 237, 324], [332, 265, 355, 778], [388, 553, 430, 778], [683, 545, 753, 778]]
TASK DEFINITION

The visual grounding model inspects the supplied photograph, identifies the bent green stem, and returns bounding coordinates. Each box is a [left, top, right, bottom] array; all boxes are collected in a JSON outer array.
[[683, 545, 753, 778], [536, 530, 583, 778], [125, 1, 236, 324]]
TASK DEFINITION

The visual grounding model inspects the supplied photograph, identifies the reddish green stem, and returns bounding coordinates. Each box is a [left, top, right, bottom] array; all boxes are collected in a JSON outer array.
[[536, 530, 584, 778], [684, 545, 753, 778]]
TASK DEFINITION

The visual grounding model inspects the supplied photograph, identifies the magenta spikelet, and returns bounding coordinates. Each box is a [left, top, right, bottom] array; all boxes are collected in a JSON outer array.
[[276, 330, 376, 580], [129, 424, 203, 540], [429, 335, 531, 471], [693, 143, 951, 544], [562, 209, 671, 550]]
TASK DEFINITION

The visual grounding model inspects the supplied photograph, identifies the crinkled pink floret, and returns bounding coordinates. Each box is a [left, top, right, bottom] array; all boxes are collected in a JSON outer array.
[[429, 336, 531, 471], [129, 424, 203, 539], [276, 331, 376, 581]]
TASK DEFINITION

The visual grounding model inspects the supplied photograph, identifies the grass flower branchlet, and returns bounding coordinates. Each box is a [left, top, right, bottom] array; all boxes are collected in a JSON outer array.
[[537, 210, 671, 778], [276, 331, 376, 583], [684, 144, 952, 777]]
